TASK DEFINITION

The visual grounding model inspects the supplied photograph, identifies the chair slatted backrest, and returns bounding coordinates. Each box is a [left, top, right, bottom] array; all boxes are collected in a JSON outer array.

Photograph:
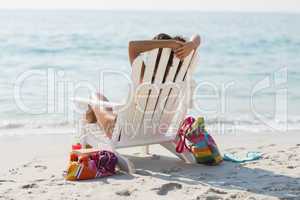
[[112, 48, 198, 145]]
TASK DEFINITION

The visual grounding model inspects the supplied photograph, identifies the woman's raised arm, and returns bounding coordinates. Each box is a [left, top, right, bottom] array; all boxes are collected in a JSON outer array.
[[128, 40, 184, 65]]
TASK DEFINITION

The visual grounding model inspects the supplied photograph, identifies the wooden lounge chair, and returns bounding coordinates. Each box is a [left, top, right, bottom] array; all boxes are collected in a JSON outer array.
[[73, 47, 198, 172]]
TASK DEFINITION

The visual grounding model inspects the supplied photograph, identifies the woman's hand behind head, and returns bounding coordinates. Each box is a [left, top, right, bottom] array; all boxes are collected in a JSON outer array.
[[174, 41, 195, 60]]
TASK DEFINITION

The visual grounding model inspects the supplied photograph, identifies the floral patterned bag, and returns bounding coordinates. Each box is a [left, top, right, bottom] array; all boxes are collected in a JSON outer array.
[[65, 148, 118, 181]]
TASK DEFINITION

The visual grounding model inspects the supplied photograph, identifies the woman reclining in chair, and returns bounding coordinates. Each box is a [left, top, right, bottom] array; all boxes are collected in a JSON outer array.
[[85, 33, 201, 138]]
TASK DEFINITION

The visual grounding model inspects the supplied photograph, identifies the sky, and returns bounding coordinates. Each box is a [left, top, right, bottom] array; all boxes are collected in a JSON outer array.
[[1, 0, 300, 12]]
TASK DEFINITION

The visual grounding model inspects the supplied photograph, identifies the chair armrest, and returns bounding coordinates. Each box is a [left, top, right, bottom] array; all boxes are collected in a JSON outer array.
[[71, 97, 125, 109]]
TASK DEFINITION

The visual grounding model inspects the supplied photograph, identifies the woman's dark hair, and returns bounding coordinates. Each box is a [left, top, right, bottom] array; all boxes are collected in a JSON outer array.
[[153, 33, 172, 40], [152, 33, 186, 82], [153, 33, 186, 42]]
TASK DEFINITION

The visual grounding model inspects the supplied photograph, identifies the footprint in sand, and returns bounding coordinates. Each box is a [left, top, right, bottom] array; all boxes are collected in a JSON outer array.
[[152, 182, 182, 195], [207, 188, 227, 195], [287, 165, 296, 169], [115, 189, 131, 196], [9, 168, 19, 175], [34, 179, 46, 182], [196, 194, 223, 200], [21, 183, 38, 189], [134, 169, 152, 176], [151, 154, 160, 160], [161, 167, 182, 174], [34, 165, 47, 170], [0, 179, 16, 183], [115, 189, 136, 196]]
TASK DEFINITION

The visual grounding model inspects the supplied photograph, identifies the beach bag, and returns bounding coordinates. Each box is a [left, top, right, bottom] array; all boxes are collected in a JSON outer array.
[[176, 116, 223, 165], [65, 149, 118, 181]]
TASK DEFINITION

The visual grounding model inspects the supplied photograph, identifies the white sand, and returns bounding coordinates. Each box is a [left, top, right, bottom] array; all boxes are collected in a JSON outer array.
[[0, 130, 300, 200]]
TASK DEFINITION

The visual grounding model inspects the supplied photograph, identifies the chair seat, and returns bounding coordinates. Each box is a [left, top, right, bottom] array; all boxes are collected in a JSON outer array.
[[114, 133, 176, 148], [80, 121, 177, 149]]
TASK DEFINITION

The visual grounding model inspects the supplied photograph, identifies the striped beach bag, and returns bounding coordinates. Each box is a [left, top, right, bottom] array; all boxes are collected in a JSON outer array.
[[176, 116, 223, 165]]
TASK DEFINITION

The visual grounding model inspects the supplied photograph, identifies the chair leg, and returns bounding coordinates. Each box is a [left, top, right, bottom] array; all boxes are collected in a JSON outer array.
[[160, 142, 196, 164], [143, 145, 150, 155], [114, 150, 135, 174]]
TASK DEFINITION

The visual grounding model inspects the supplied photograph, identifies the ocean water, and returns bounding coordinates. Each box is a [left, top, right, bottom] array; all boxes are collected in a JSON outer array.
[[0, 10, 299, 134]]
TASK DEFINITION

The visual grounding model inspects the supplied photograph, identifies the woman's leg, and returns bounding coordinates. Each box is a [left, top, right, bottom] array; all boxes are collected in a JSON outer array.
[[87, 93, 116, 139], [85, 105, 97, 123]]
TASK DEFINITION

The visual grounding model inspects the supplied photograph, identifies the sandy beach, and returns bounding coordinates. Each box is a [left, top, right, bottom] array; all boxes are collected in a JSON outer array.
[[1, 129, 299, 200], [0, 4, 299, 200]]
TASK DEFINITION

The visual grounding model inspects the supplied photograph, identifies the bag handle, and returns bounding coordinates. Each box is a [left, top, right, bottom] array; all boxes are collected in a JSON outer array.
[[176, 116, 195, 153]]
